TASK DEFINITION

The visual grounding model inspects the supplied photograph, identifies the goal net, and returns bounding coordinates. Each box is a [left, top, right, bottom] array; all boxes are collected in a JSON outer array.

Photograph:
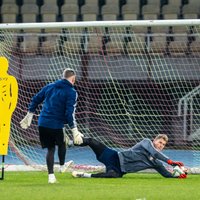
[[1, 20, 200, 173]]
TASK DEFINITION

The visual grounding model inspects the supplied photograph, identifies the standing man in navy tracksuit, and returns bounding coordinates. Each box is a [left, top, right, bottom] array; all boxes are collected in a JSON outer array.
[[72, 134, 187, 179], [20, 68, 84, 183]]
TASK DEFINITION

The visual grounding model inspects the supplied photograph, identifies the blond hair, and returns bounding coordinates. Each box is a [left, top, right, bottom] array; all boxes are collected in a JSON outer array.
[[154, 134, 168, 143]]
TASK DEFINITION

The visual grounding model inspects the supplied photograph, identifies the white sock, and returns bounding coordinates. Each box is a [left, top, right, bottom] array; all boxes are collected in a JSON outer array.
[[83, 173, 91, 178], [49, 173, 55, 179]]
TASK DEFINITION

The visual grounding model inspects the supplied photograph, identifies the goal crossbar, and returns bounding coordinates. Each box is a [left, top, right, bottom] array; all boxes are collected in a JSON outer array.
[[0, 19, 200, 30]]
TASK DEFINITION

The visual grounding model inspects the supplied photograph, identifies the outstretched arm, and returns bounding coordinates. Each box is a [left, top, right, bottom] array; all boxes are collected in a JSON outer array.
[[140, 139, 184, 166], [154, 161, 187, 179]]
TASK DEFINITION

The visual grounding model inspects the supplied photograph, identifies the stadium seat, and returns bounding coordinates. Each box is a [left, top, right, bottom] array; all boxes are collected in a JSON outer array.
[[190, 35, 200, 53], [43, 0, 57, 4], [40, 4, 58, 22], [188, 0, 200, 5], [21, 4, 39, 23], [87, 34, 101, 54], [146, 0, 161, 7], [101, 5, 119, 21], [125, 35, 146, 54], [20, 35, 39, 54], [121, 4, 139, 20], [167, 35, 188, 55], [81, 4, 98, 21], [63, 36, 81, 54], [1, 0, 16, 3], [182, 4, 199, 19], [1, 4, 18, 23], [62, 14, 78, 22], [126, 0, 140, 4], [162, 5, 180, 19], [105, 34, 121, 54], [84, 0, 99, 6], [167, 0, 182, 6], [151, 26, 169, 34], [61, 4, 79, 22], [105, 0, 119, 5], [22, 0, 37, 3], [63, 0, 78, 4], [150, 35, 166, 54], [142, 4, 160, 20], [41, 35, 59, 54], [82, 13, 98, 21], [41, 4, 59, 13]]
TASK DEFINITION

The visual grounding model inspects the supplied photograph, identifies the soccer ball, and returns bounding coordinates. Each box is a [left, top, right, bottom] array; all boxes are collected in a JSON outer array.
[[173, 166, 188, 177]]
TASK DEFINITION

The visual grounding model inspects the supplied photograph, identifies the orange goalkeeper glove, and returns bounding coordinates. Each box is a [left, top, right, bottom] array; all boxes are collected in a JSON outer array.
[[178, 174, 187, 179], [167, 160, 184, 167]]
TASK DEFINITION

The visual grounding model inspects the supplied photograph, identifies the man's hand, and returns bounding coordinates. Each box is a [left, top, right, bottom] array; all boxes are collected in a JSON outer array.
[[178, 174, 187, 179], [167, 159, 184, 167], [20, 112, 33, 129], [71, 127, 84, 145], [63, 127, 73, 146]]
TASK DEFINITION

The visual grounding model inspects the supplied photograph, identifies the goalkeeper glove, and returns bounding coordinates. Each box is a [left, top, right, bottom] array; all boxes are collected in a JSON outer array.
[[63, 127, 73, 146], [178, 174, 187, 179], [71, 127, 84, 145], [20, 112, 33, 129], [167, 159, 184, 167]]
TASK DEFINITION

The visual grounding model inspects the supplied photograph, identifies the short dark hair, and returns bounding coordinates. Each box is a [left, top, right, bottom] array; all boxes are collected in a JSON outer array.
[[63, 68, 76, 79]]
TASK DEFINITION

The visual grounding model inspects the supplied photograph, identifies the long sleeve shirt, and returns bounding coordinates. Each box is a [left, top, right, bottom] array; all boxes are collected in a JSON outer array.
[[28, 79, 77, 129], [118, 138, 173, 177]]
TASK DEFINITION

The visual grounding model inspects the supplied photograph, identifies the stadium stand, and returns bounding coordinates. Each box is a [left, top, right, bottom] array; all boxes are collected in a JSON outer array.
[[20, 0, 37, 3], [161, 4, 180, 19], [1, 0, 16, 3], [101, 0, 120, 21], [40, 3, 59, 22], [101, 6, 119, 20], [1, 3, 19, 23], [167, 0, 182, 6], [21, 3, 39, 23], [0, 0, 200, 56], [81, 4, 99, 21], [182, 3, 200, 19], [0, 0, 200, 23], [142, 4, 160, 20], [61, 3, 79, 22], [121, 0, 140, 20], [20, 34, 39, 54], [84, 0, 99, 5], [43, 0, 57, 4]]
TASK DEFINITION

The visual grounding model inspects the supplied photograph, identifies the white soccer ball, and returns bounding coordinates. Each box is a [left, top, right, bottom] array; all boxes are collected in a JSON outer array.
[[173, 166, 187, 177]]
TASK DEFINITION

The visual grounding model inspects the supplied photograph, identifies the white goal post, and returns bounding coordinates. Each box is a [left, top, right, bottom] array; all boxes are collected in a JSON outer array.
[[1, 19, 200, 173]]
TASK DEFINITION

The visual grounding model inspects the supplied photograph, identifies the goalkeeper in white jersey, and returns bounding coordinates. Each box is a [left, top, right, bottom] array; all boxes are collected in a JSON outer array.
[[72, 134, 187, 179]]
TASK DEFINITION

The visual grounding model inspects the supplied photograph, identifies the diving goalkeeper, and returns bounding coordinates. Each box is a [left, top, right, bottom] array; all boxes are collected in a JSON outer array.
[[72, 134, 187, 179]]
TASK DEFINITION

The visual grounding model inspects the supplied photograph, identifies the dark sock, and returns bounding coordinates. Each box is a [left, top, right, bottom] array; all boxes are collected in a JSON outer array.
[[58, 143, 66, 166], [46, 147, 55, 174]]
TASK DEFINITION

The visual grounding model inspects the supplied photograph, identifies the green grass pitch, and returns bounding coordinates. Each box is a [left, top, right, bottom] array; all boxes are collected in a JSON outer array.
[[0, 172, 200, 200]]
